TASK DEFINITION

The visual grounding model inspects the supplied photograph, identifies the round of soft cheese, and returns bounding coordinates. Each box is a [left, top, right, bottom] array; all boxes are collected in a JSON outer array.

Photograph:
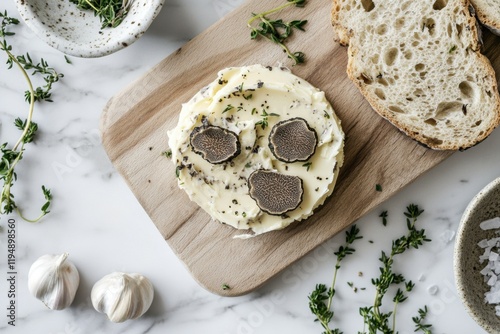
[[167, 65, 344, 238]]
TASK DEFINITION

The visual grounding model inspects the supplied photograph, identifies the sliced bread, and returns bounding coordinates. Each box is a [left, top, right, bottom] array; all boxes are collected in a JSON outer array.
[[332, 0, 500, 150], [470, 0, 500, 35]]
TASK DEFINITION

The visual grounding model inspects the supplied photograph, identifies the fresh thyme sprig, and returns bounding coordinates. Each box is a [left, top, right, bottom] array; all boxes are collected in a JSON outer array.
[[308, 225, 363, 334], [0, 11, 60, 222], [17, 54, 63, 103], [248, 0, 308, 65], [309, 205, 434, 334], [69, 0, 131, 29], [412, 306, 433, 334], [360, 204, 432, 334]]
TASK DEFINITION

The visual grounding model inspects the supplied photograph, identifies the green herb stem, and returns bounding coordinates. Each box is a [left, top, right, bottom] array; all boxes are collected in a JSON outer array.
[[0, 11, 57, 221], [363, 205, 430, 333], [247, 1, 298, 26], [310, 205, 433, 334], [8, 50, 35, 151], [0, 20, 35, 215], [70, 0, 131, 29], [82, 0, 100, 12], [276, 40, 301, 65], [413, 306, 433, 333], [0, 22, 35, 152], [17, 207, 44, 223], [247, 0, 307, 65], [309, 225, 362, 333], [327, 259, 341, 311], [392, 300, 398, 334]]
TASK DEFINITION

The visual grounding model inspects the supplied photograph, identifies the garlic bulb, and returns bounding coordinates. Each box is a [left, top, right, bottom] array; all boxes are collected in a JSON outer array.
[[28, 253, 80, 310], [91, 272, 154, 323]]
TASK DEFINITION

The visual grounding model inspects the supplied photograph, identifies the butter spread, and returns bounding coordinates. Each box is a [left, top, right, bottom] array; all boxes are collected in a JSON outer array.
[[167, 65, 344, 238]]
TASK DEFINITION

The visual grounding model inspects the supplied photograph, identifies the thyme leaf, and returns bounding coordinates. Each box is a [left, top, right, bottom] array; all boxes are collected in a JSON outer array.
[[162, 150, 172, 159], [379, 210, 388, 226], [222, 104, 234, 114]]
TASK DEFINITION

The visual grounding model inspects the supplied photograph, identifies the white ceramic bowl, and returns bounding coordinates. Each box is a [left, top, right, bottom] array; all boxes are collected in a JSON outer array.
[[15, 0, 164, 58], [455, 177, 500, 333]]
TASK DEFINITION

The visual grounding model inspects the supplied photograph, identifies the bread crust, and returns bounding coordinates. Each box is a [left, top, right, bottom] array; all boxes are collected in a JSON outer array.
[[331, 0, 500, 150], [472, 2, 500, 35], [349, 54, 500, 150], [331, 0, 350, 45]]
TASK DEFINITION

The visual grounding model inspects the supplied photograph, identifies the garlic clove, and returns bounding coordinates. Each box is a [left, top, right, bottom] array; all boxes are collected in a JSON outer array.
[[91, 272, 154, 323], [28, 253, 80, 310]]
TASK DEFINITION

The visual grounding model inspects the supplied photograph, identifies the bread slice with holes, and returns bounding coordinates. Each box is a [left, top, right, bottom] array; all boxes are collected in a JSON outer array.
[[332, 0, 500, 150], [470, 0, 500, 35]]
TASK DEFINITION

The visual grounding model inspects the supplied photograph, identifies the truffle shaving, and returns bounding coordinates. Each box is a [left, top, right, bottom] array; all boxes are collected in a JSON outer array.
[[190, 125, 241, 164], [268, 117, 318, 162], [248, 170, 303, 215]]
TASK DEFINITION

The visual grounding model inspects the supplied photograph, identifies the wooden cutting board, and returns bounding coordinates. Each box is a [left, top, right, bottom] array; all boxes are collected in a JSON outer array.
[[100, 0, 500, 296]]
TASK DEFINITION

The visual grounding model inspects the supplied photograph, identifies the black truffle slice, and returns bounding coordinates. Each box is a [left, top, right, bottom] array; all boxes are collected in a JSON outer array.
[[248, 170, 303, 215], [268, 117, 317, 163], [190, 125, 241, 164]]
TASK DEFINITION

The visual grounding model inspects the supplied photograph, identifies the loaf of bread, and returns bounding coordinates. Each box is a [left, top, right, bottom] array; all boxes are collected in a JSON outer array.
[[332, 0, 500, 150], [470, 0, 500, 35]]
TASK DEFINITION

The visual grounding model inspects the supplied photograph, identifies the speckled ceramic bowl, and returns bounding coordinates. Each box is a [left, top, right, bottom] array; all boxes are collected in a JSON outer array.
[[15, 0, 164, 58], [455, 177, 500, 334]]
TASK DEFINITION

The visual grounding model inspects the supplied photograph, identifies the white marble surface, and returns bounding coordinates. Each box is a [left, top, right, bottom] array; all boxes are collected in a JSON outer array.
[[0, 0, 497, 333]]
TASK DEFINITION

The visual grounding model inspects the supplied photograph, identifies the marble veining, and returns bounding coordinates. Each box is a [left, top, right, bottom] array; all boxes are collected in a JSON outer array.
[[0, 0, 497, 333]]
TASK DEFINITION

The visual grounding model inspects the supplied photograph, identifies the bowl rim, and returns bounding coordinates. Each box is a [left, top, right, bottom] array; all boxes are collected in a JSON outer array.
[[454, 176, 500, 333], [14, 0, 164, 58]]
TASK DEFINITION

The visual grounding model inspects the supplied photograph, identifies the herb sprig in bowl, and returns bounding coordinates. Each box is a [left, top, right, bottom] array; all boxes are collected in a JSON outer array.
[[14, 0, 163, 57], [69, 0, 131, 29]]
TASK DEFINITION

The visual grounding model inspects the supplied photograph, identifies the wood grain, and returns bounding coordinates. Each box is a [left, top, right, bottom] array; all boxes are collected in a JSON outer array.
[[101, 0, 499, 296]]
